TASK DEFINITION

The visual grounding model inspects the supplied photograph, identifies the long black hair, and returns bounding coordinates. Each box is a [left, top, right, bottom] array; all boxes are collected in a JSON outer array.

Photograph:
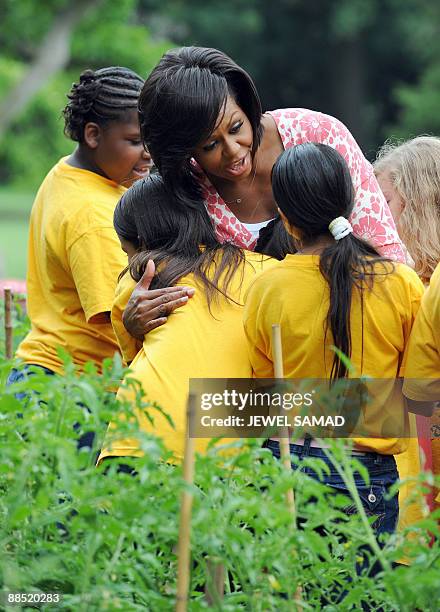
[[114, 173, 246, 306], [272, 143, 392, 381], [138, 46, 263, 211], [63, 67, 144, 142]]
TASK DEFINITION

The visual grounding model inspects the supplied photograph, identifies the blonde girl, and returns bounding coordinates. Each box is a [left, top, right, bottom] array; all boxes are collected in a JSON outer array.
[[375, 136, 440, 512], [375, 136, 440, 284]]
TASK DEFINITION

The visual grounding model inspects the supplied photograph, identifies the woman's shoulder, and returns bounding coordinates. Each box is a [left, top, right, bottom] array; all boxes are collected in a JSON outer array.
[[267, 108, 319, 118], [266, 108, 341, 127], [265, 108, 353, 149]]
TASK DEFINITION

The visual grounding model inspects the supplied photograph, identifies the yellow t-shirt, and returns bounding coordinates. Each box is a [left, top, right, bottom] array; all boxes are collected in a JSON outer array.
[[16, 158, 127, 373], [403, 263, 440, 508], [403, 262, 440, 400], [98, 251, 278, 463], [243, 254, 425, 455]]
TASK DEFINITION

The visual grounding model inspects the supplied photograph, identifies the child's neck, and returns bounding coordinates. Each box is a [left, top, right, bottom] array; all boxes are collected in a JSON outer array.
[[295, 235, 334, 255], [66, 146, 106, 179]]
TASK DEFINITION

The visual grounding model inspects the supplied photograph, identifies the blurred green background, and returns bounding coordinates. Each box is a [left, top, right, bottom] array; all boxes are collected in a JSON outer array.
[[1, 0, 440, 279]]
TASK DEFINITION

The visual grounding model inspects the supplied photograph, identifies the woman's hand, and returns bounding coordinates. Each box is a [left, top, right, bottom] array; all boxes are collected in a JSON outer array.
[[122, 260, 195, 339]]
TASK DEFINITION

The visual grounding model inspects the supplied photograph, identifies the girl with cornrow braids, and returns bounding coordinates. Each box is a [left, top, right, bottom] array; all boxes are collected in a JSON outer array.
[[12, 67, 152, 381]]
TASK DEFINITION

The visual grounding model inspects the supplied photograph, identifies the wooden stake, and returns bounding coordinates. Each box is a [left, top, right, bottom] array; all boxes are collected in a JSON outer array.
[[204, 557, 225, 606], [176, 393, 197, 612], [272, 324, 296, 519], [4, 288, 13, 359], [272, 324, 302, 609]]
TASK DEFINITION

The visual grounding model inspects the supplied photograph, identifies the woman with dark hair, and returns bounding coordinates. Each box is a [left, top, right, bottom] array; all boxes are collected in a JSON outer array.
[[98, 174, 277, 462], [120, 47, 423, 531], [124, 45, 405, 333], [243, 143, 424, 535]]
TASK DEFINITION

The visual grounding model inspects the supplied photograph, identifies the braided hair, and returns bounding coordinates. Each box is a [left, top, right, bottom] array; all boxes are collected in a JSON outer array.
[[63, 67, 144, 142]]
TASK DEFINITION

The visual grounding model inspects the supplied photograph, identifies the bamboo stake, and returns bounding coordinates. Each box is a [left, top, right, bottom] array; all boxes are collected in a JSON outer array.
[[176, 393, 197, 612], [272, 324, 302, 609], [4, 288, 13, 359], [272, 324, 296, 519], [204, 557, 225, 606]]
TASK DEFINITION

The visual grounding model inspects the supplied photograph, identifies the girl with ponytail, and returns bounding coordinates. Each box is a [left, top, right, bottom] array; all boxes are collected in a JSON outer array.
[[243, 143, 425, 537]]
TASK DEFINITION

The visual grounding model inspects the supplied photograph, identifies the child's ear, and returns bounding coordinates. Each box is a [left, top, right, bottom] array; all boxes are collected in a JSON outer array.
[[83, 122, 101, 149]]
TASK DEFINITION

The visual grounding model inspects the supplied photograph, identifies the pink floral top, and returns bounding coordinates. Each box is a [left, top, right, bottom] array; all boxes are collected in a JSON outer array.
[[197, 108, 405, 262]]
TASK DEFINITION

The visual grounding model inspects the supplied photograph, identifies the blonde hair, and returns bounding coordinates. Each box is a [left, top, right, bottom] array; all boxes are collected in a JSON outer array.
[[374, 136, 440, 282]]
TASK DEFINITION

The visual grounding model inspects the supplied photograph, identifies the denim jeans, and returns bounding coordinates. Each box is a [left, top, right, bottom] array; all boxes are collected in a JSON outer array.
[[263, 438, 399, 538], [6, 364, 95, 450], [7, 363, 55, 400], [264, 438, 400, 609]]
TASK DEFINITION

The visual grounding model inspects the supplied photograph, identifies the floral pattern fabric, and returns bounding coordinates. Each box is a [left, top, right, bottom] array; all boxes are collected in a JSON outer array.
[[197, 108, 405, 262]]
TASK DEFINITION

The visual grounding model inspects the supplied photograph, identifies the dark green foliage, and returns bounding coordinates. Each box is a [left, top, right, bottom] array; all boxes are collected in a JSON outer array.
[[0, 0, 171, 189], [1, 0, 440, 189], [138, 0, 436, 155]]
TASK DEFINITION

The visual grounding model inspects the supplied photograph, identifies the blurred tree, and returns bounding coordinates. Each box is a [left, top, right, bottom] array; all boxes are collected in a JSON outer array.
[[0, 0, 171, 187], [138, 0, 432, 156], [388, 1, 440, 138], [0, 0, 102, 139], [0, 0, 438, 188]]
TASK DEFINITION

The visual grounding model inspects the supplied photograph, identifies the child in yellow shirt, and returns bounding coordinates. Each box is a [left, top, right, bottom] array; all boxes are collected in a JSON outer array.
[[98, 174, 277, 463], [13, 67, 151, 377], [243, 143, 424, 537], [375, 137, 440, 515], [404, 263, 440, 506], [404, 263, 440, 402]]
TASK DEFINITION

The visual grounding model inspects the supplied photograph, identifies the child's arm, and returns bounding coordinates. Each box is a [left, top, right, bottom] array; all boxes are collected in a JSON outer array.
[[112, 272, 143, 365], [68, 226, 127, 324]]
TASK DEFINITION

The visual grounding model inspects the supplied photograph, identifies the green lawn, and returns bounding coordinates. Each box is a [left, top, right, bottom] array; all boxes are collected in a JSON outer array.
[[0, 188, 34, 213], [0, 188, 34, 280]]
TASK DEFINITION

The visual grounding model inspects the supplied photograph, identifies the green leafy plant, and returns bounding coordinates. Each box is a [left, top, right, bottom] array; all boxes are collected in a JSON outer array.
[[0, 315, 439, 610]]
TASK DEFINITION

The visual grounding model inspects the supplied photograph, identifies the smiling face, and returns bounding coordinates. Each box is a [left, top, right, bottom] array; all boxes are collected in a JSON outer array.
[[193, 95, 254, 182], [93, 109, 153, 187], [376, 170, 406, 231]]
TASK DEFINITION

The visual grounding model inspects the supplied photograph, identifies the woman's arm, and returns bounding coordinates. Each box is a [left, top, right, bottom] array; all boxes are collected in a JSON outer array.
[[276, 109, 406, 262], [320, 114, 405, 262], [122, 260, 195, 339]]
